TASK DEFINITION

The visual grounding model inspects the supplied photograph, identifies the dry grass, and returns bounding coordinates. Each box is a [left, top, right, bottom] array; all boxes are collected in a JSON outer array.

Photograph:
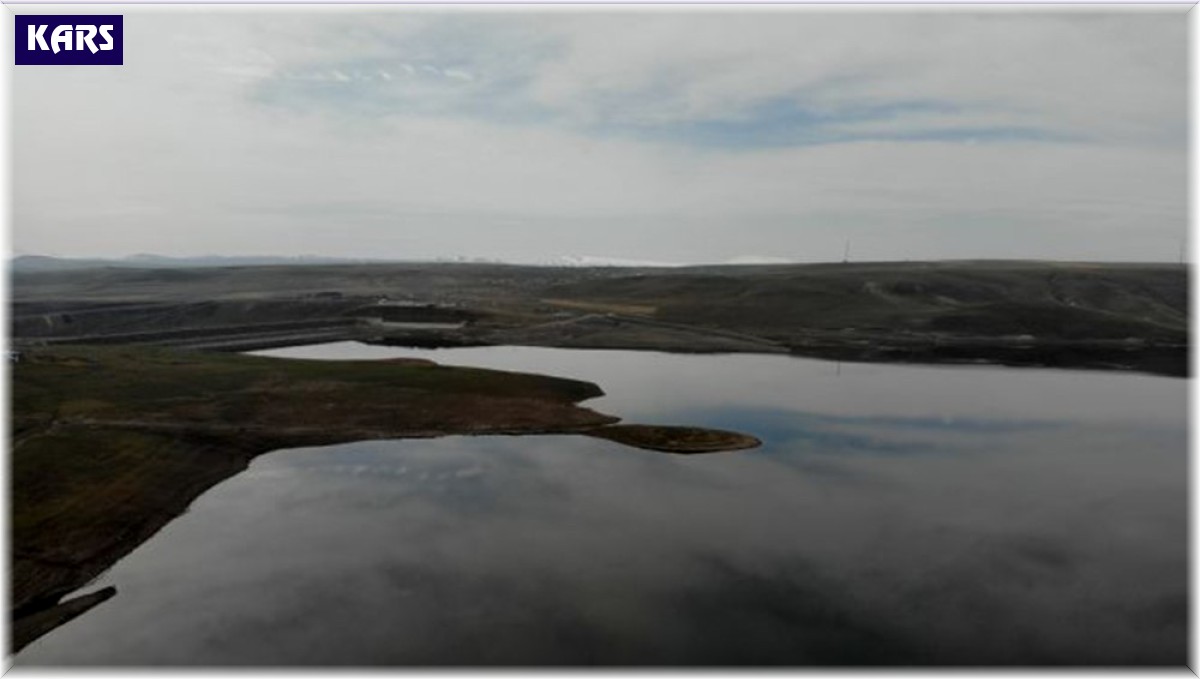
[[587, 424, 761, 454], [541, 298, 657, 316]]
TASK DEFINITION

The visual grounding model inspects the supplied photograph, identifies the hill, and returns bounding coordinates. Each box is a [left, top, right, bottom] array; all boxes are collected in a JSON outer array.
[[11, 260, 1188, 375]]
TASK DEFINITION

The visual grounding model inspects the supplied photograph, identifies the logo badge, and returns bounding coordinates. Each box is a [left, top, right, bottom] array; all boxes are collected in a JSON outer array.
[[15, 15, 123, 65]]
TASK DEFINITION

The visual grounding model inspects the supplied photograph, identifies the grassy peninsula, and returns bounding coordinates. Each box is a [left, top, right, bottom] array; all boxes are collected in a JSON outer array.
[[11, 345, 754, 651]]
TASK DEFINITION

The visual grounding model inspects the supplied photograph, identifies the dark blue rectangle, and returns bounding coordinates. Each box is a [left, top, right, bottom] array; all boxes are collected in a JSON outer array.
[[15, 15, 122, 65]]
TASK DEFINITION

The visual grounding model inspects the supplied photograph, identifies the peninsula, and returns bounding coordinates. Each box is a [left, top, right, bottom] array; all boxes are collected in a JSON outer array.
[[11, 345, 756, 651]]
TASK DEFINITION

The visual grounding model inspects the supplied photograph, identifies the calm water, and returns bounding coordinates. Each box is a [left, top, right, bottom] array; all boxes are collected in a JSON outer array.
[[17, 343, 1188, 665]]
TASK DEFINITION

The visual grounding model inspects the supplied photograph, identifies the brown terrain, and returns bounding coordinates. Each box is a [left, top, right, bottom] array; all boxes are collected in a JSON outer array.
[[12, 259, 1188, 375]]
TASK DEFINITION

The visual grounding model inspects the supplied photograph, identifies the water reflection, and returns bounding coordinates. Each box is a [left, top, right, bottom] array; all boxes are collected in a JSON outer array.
[[16, 344, 1187, 665]]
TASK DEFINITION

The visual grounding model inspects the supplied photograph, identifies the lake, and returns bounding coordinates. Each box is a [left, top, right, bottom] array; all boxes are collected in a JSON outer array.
[[15, 343, 1188, 665]]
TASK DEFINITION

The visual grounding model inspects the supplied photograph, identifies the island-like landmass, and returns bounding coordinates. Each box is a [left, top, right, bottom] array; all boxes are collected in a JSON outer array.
[[11, 345, 754, 651]]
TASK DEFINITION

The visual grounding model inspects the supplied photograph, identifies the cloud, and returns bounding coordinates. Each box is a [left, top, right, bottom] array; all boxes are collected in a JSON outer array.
[[526, 11, 1185, 147], [10, 8, 1187, 263]]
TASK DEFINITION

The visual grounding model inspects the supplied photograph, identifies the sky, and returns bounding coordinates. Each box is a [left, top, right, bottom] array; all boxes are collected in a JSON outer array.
[[11, 6, 1189, 265]]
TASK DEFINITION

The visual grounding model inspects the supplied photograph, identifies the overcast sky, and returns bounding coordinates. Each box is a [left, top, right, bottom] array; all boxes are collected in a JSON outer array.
[[12, 7, 1188, 265]]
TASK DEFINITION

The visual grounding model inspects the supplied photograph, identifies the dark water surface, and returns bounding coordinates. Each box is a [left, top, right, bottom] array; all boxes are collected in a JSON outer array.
[[17, 344, 1187, 666]]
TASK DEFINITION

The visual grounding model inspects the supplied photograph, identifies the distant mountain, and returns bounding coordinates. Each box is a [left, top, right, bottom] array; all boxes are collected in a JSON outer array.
[[10, 255, 119, 272], [10, 253, 795, 272], [10, 254, 386, 272], [528, 255, 687, 268]]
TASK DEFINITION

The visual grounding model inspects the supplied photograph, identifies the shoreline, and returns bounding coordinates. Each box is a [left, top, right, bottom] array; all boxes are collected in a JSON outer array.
[[359, 332, 1189, 378], [21, 328, 1187, 377]]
